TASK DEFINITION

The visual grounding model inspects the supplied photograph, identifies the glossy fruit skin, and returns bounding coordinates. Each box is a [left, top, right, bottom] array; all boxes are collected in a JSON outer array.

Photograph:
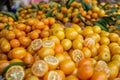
[[49, 36, 60, 45], [100, 37, 110, 45], [93, 25, 101, 33], [19, 36, 31, 47], [0, 53, 8, 60], [60, 59, 75, 75], [112, 54, 120, 61], [10, 47, 27, 59], [77, 59, 94, 80], [65, 75, 79, 80], [72, 39, 83, 49], [0, 23, 5, 30], [10, 59, 23, 63], [29, 31, 39, 40], [65, 28, 79, 40], [77, 65, 94, 80], [14, 29, 25, 38], [82, 47, 91, 58], [0, 60, 10, 73], [10, 39, 20, 48], [82, 27, 94, 37], [98, 51, 111, 62], [0, 38, 11, 53], [91, 72, 108, 80], [16, 24, 26, 31], [55, 53, 65, 63], [26, 75, 39, 80], [53, 30, 65, 40], [5, 31, 15, 40], [37, 47, 55, 59], [108, 63, 119, 80], [71, 24, 82, 34], [23, 53, 34, 64], [109, 33, 119, 42], [61, 39, 72, 50], [54, 44, 64, 54]]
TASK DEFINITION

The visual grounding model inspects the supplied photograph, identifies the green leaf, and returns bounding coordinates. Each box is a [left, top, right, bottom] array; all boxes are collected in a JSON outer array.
[[15, 11, 19, 18], [102, 17, 115, 24], [82, 2, 92, 11], [73, 13, 79, 19], [117, 24, 120, 30], [116, 15, 120, 20], [5, 25, 10, 30], [85, 3, 92, 11], [66, 0, 75, 8], [45, 10, 53, 17], [79, 14, 88, 25], [32, 3, 39, 10], [49, 2, 54, 8], [95, 22, 109, 32], [111, 8, 118, 12], [0, 62, 26, 75], [82, 2, 86, 10], [98, 20, 106, 27], [39, 1, 46, 4], [99, 18, 107, 26], [101, 2, 109, 10], [0, 11, 18, 21], [31, 13, 36, 18], [63, 13, 67, 18]]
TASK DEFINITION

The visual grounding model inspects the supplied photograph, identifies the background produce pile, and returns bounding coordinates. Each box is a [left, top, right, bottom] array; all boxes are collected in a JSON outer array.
[[1, 0, 120, 80]]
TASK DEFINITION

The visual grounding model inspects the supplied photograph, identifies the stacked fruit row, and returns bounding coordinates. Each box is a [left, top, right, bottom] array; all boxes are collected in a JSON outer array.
[[0, 0, 120, 80], [1, 0, 120, 33]]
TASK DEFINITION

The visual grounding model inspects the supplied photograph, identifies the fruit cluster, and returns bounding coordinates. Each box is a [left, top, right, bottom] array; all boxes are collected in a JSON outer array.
[[17, 0, 105, 26], [0, 0, 120, 80]]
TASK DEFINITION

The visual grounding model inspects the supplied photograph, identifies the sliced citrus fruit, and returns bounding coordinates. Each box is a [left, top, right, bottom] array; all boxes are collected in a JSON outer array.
[[44, 55, 59, 70], [5, 66, 25, 80], [44, 71, 59, 80], [95, 60, 110, 78], [1, 62, 26, 75], [70, 49, 84, 62], [31, 60, 48, 77], [42, 40, 55, 49], [56, 70, 65, 80], [30, 39, 42, 51], [83, 38, 95, 48]]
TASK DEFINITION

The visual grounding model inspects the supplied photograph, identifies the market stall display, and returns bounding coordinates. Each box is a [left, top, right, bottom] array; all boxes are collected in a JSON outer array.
[[0, 0, 120, 80]]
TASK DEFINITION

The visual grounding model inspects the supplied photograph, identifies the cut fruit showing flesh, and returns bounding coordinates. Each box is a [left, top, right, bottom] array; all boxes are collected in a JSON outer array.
[[44, 55, 59, 70], [30, 39, 42, 51], [31, 60, 48, 77], [70, 49, 84, 62], [5, 66, 25, 80], [42, 40, 55, 49], [84, 38, 95, 48], [94, 60, 110, 78], [44, 71, 59, 80]]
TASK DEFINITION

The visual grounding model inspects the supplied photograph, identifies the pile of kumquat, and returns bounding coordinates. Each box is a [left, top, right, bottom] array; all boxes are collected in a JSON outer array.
[[0, 0, 120, 80]]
